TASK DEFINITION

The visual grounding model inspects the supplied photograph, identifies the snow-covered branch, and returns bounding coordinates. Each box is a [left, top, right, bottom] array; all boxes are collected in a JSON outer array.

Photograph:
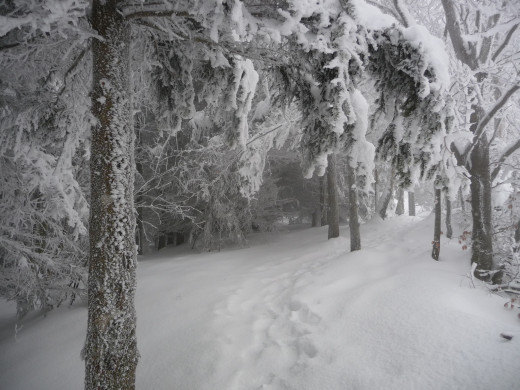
[[463, 83, 520, 162]]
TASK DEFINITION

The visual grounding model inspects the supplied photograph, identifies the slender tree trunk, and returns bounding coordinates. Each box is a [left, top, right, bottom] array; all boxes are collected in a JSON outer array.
[[432, 187, 441, 260], [312, 177, 322, 227], [374, 168, 379, 213], [311, 208, 321, 227], [135, 155, 144, 254], [395, 188, 405, 215], [327, 154, 339, 239], [378, 167, 394, 219], [346, 160, 361, 251], [445, 193, 453, 239], [514, 217, 520, 253], [408, 191, 416, 216], [85, 1, 138, 389], [320, 174, 328, 226]]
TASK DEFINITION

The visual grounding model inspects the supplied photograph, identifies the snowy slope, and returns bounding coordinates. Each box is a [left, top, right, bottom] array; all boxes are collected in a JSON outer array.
[[0, 214, 519, 390]]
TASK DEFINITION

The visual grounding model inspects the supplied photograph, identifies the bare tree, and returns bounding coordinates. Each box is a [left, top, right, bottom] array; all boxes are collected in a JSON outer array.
[[441, 0, 520, 281]]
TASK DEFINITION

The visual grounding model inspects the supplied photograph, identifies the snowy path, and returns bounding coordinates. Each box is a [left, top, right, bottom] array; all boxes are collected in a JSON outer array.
[[1, 215, 519, 389]]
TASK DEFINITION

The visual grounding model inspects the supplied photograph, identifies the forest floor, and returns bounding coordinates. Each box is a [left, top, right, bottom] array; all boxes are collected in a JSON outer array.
[[0, 212, 519, 389]]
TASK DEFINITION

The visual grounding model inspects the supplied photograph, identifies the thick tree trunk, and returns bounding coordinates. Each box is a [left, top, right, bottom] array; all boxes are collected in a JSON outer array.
[[346, 161, 361, 251], [85, 1, 138, 389], [469, 136, 495, 281], [408, 191, 416, 216], [395, 188, 405, 215], [327, 154, 339, 239], [445, 193, 453, 239], [320, 174, 328, 226], [432, 187, 441, 260]]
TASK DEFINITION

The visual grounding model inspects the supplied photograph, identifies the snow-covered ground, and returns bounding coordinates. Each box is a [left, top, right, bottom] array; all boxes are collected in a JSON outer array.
[[1, 214, 518, 389]]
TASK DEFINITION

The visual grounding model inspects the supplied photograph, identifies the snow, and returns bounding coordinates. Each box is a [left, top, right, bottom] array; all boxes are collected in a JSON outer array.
[[401, 25, 451, 93], [352, 0, 397, 30], [1, 214, 519, 389]]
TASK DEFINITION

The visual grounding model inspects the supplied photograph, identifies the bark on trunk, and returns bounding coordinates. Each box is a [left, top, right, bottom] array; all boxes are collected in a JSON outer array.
[[374, 168, 379, 213], [458, 187, 466, 212], [311, 208, 321, 227], [469, 136, 495, 281], [327, 154, 340, 239], [514, 217, 520, 253], [395, 188, 404, 215], [346, 161, 361, 251], [408, 191, 416, 216], [312, 176, 322, 227], [320, 174, 328, 226], [378, 167, 394, 220], [445, 193, 453, 239], [85, 1, 138, 389], [432, 188, 441, 260]]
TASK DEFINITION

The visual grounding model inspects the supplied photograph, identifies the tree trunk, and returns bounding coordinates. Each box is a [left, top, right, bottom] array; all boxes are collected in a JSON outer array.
[[432, 187, 441, 260], [85, 1, 138, 389], [408, 191, 416, 216], [320, 174, 328, 226], [378, 167, 394, 219], [445, 193, 453, 239], [346, 160, 361, 251], [374, 168, 379, 213], [311, 209, 321, 227], [514, 217, 520, 253], [458, 187, 466, 212], [135, 154, 144, 255], [469, 136, 495, 281], [327, 154, 339, 239], [312, 177, 322, 227], [395, 188, 405, 215]]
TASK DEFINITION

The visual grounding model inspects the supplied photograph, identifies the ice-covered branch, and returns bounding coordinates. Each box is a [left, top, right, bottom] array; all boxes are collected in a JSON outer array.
[[490, 139, 520, 182], [492, 23, 519, 62], [463, 83, 520, 162]]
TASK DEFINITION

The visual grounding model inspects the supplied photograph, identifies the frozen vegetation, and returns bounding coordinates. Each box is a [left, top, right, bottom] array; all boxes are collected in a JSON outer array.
[[1, 1, 520, 388]]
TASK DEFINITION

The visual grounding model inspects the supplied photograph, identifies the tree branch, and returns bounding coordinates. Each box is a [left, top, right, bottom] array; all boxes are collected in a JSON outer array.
[[393, 0, 414, 28], [0, 41, 22, 51], [124, 9, 190, 20], [56, 44, 91, 99], [490, 139, 520, 182], [463, 83, 520, 162], [440, 0, 477, 69], [492, 23, 519, 62]]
